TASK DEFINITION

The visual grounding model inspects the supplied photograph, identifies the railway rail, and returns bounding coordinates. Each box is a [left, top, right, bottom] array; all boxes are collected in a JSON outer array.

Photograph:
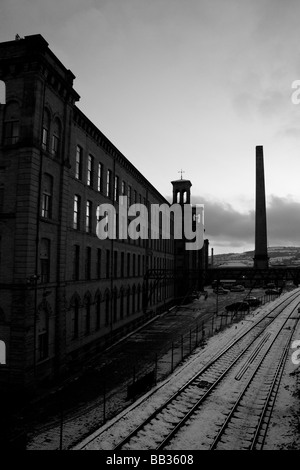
[[209, 302, 299, 450], [81, 289, 300, 450]]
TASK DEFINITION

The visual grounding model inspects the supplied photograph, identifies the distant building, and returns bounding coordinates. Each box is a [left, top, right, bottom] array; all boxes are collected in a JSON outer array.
[[0, 35, 208, 392]]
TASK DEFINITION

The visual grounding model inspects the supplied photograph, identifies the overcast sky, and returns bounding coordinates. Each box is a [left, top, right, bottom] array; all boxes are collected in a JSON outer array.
[[1, 0, 300, 254]]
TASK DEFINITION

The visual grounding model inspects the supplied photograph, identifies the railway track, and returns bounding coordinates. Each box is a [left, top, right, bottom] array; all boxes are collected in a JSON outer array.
[[209, 302, 299, 450], [78, 288, 300, 450]]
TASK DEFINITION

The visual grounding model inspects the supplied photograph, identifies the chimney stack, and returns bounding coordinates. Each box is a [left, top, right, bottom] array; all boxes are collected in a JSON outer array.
[[253, 146, 269, 269]]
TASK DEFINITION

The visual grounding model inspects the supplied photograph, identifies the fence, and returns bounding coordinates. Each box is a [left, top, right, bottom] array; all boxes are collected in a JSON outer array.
[[24, 291, 283, 450], [131, 291, 282, 389]]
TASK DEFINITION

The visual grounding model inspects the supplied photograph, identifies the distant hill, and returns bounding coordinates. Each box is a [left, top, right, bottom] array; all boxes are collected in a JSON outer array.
[[211, 246, 300, 266], [244, 246, 300, 256]]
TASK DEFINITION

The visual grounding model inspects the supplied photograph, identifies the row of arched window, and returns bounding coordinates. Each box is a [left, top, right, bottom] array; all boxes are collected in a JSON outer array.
[[68, 281, 173, 340], [42, 107, 62, 157], [0, 96, 63, 154], [174, 189, 190, 204]]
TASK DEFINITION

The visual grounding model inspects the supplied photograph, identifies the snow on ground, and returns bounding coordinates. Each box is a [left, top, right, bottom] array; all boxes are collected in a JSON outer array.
[[74, 289, 300, 450]]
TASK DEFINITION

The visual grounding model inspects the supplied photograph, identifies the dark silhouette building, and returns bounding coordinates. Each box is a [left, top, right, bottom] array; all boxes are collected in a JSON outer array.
[[0, 35, 208, 392]]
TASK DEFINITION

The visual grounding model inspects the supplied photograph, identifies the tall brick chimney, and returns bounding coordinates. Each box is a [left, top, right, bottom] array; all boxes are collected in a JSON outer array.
[[253, 146, 269, 269]]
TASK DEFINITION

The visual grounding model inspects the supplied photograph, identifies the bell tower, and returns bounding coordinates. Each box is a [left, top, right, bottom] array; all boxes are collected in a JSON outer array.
[[171, 169, 192, 205], [171, 171, 195, 303]]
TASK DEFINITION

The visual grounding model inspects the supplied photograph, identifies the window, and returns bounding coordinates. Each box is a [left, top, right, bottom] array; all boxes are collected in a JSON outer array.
[[137, 286, 141, 312], [75, 145, 82, 180], [120, 181, 126, 206], [87, 155, 94, 187], [133, 254, 136, 277], [41, 173, 53, 219], [95, 296, 101, 330], [106, 249, 110, 278], [134, 190, 137, 204], [40, 238, 50, 283], [52, 118, 61, 157], [42, 108, 50, 151], [85, 247, 91, 280], [73, 245, 80, 281], [42, 128, 48, 151], [72, 299, 79, 339], [4, 101, 20, 145], [114, 251, 118, 278], [97, 248, 101, 279], [4, 121, 19, 145], [121, 252, 124, 278], [127, 185, 132, 206], [37, 309, 48, 361], [114, 175, 119, 202], [138, 255, 141, 276], [96, 205, 101, 222], [38, 330, 48, 361], [126, 289, 130, 317], [120, 289, 124, 319], [51, 134, 59, 156], [127, 253, 130, 277], [105, 292, 110, 326], [85, 298, 91, 335], [97, 163, 103, 192], [113, 289, 118, 322], [73, 195, 81, 230], [106, 169, 112, 198], [86, 200, 92, 233]]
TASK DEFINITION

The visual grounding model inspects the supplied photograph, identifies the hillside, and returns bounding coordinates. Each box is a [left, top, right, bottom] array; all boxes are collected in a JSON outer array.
[[211, 246, 300, 266]]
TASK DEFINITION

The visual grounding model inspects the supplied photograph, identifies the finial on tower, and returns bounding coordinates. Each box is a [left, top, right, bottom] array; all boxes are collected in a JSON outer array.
[[178, 169, 185, 180]]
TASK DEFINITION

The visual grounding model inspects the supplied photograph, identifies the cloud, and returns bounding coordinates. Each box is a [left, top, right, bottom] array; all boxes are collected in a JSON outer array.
[[193, 197, 255, 245], [190, 195, 300, 252], [267, 195, 300, 246]]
